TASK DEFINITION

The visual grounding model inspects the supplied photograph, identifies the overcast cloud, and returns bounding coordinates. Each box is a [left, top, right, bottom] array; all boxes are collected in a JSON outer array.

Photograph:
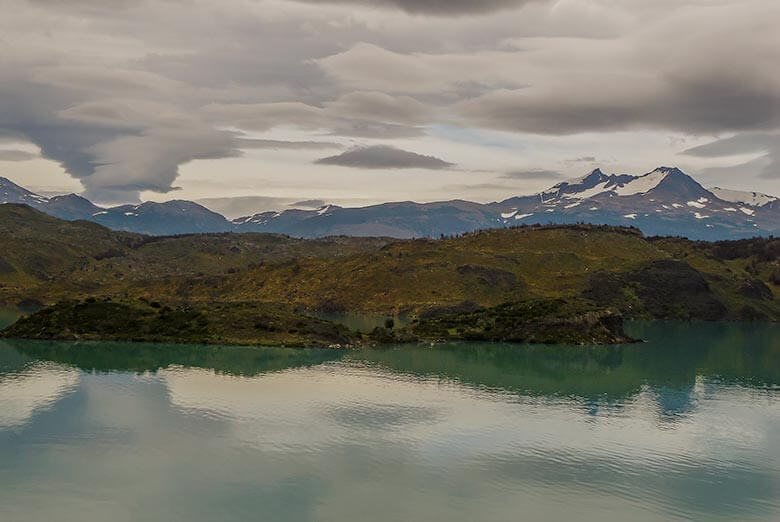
[[315, 145, 454, 169], [0, 0, 778, 204]]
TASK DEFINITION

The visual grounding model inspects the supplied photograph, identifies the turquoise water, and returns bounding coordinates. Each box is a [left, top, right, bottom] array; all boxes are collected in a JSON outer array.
[[0, 321, 779, 521]]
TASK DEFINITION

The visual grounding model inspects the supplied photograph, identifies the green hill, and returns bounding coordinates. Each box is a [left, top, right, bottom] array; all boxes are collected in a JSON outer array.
[[1, 204, 778, 324]]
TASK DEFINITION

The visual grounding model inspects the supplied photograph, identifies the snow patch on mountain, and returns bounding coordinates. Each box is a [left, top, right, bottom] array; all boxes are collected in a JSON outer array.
[[710, 187, 778, 207], [612, 169, 669, 196], [561, 181, 612, 200]]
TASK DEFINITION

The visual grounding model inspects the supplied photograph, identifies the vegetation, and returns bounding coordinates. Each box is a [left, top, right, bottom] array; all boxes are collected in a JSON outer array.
[[402, 299, 636, 344], [1, 298, 359, 348], [3, 297, 636, 346], [0, 205, 778, 348], [3, 338, 342, 376]]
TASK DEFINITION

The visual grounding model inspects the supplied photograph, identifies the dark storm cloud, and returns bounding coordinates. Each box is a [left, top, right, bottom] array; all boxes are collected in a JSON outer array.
[[293, 0, 534, 16], [314, 145, 454, 169]]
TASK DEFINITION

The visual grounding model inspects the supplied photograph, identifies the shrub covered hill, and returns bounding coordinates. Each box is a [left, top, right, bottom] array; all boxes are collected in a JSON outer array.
[[0, 204, 778, 345]]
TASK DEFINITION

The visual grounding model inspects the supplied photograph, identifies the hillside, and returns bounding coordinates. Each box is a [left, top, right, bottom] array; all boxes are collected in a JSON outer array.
[[0, 206, 778, 323], [0, 204, 396, 303]]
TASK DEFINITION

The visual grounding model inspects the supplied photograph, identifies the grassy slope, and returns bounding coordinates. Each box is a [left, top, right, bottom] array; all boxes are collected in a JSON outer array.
[[170, 226, 666, 313], [0, 204, 396, 303], [1, 205, 778, 321]]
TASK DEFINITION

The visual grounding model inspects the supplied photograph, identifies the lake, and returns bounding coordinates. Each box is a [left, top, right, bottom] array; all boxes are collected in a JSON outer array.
[[1, 321, 779, 521]]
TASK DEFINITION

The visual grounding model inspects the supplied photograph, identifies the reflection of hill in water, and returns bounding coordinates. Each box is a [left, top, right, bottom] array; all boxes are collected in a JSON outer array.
[[0, 339, 343, 377], [2, 321, 778, 402], [347, 321, 780, 402]]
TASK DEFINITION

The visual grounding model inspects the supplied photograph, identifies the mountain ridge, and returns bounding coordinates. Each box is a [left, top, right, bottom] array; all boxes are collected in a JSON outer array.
[[2, 167, 778, 240]]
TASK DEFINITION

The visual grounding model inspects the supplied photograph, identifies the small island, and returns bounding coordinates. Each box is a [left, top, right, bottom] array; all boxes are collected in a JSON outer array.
[[2, 297, 636, 347]]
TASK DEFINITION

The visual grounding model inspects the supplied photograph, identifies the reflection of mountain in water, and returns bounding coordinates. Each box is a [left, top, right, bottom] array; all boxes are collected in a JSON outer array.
[[1, 339, 344, 377], [346, 321, 780, 419], [3, 321, 779, 413]]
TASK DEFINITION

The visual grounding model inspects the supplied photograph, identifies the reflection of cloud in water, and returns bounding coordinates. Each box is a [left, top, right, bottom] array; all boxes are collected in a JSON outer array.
[[158, 361, 780, 520], [161, 362, 773, 463], [0, 363, 79, 428], [325, 403, 441, 431], [1, 354, 778, 521]]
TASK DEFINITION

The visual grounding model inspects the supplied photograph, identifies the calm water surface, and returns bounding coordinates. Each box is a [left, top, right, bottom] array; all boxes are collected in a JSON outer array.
[[1, 321, 779, 521]]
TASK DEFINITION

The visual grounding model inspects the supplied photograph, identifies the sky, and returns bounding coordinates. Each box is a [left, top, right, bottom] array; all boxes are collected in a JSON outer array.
[[0, 0, 778, 210]]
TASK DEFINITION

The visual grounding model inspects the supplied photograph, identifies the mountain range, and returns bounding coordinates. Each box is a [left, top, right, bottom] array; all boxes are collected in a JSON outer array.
[[3, 167, 778, 239]]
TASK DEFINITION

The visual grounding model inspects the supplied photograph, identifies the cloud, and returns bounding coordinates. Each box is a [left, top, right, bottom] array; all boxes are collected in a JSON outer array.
[[237, 138, 342, 150], [502, 169, 562, 180], [315, 43, 525, 95], [292, 0, 534, 16], [0, 150, 38, 161], [2, 0, 780, 202], [292, 199, 327, 208], [325, 91, 431, 125], [682, 134, 777, 158], [681, 133, 780, 179], [0, 67, 241, 203], [82, 126, 240, 203], [205, 97, 427, 139], [314, 144, 454, 169], [196, 196, 295, 218]]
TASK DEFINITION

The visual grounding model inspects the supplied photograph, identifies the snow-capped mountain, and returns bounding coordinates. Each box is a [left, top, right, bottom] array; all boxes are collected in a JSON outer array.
[[0, 177, 231, 235], [0, 177, 55, 210], [1, 168, 778, 239], [490, 167, 780, 239]]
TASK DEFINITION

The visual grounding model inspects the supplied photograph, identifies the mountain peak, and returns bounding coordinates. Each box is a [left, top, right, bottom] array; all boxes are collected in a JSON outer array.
[[0, 176, 35, 193], [651, 166, 689, 178]]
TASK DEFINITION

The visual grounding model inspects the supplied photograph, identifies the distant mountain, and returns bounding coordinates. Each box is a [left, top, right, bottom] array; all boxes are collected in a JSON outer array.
[[0, 177, 53, 210], [232, 201, 501, 238], [1, 168, 778, 239], [90, 200, 232, 235], [490, 167, 780, 240], [0, 178, 231, 235], [46, 194, 103, 221], [232, 167, 780, 240]]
